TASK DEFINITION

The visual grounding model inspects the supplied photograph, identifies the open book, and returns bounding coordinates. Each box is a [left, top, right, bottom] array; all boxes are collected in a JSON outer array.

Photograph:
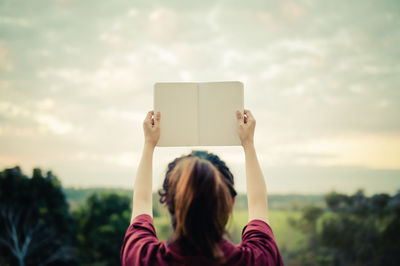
[[154, 81, 244, 147]]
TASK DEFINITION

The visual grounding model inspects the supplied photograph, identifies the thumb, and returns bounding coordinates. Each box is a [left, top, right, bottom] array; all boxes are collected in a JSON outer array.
[[236, 110, 244, 125]]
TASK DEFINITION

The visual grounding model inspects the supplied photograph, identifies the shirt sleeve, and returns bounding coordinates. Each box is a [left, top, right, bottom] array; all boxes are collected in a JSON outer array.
[[240, 220, 284, 265], [120, 214, 160, 266]]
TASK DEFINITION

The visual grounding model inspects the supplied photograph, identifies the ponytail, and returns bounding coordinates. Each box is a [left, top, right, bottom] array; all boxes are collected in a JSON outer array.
[[159, 153, 235, 262]]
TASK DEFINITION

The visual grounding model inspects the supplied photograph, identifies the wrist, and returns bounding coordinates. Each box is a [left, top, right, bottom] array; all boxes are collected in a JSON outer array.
[[144, 141, 156, 150], [242, 140, 254, 150]]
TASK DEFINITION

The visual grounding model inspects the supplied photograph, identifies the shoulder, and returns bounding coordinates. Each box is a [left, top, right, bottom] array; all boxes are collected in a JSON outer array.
[[128, 214, 157, 237], [242, 219, 275, 241], [120, 214, 162, 265], [238, 220, 284, 265]]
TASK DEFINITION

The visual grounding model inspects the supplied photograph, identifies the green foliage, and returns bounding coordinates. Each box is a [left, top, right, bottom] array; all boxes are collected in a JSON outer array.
[[289, 190, 400, 266], [3, 166, 399, 266], [0, 166, 76, 266], [63, 188, 132, 210], [73, 193, 131, 266]]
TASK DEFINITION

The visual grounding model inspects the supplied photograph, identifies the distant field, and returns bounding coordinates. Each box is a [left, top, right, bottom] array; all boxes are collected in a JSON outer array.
[[64, 188, 309, 262], [153, 210, 304, 253], [64, 188, 325, 211]]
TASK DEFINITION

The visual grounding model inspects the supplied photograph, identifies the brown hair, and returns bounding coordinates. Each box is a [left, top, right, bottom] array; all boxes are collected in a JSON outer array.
[[159, 151, 237, 262]]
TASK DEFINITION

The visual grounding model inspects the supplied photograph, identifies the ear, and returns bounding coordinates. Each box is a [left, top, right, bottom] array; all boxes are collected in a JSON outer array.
[[160, 195, 167, 204]]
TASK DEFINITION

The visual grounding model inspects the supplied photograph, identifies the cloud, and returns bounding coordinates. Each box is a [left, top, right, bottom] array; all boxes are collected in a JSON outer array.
[[0, 100, 76, 136], [0, 101, 30, 118], [270, 134, 400, 170], [35, 114, 74, 135], [281, 1, 307, 21], [37, 68, 83, 81], [1, 0, 400, 192], [0, 16, 32, 27], [36, 98, 56, 110], [146, 8, 181, 41], [74, 151, 139, 167], [0, 44, 14, 71], [100, 107, 143, 122]]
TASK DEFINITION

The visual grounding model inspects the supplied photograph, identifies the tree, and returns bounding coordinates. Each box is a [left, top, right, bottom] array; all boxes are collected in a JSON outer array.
[[0, 166, 76, 266], [287, 205, 330, 266], [74, 193, 131, 266], [290, 190, 400, 266]]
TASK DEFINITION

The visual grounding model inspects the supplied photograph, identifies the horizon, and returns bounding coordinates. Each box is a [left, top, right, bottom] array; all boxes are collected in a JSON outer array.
[[60, 186, 398, 197]]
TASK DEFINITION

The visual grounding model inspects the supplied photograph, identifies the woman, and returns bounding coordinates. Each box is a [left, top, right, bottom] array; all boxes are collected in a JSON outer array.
[[121, 110, 284, 265]]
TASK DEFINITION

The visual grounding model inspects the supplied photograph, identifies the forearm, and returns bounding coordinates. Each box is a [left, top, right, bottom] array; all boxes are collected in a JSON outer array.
[[244, 143, 269, 223], [131, 143, 154, 222]]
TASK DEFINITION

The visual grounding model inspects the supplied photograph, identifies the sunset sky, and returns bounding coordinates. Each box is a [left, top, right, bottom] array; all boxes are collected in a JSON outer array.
[[1, 0, 399, 194]]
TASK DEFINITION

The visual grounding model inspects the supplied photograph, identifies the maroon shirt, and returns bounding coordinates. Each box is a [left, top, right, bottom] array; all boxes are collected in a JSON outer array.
[[121, 214, 284, 266]]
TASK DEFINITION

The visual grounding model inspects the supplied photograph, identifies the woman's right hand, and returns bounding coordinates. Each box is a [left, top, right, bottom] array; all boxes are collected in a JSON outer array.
[[236, 109, 256, 148], [143, 110, 161, 148]]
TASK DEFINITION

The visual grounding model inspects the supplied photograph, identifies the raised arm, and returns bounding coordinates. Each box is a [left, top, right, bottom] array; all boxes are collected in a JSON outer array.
[[131, 111, 160, 223], [236, 110, 269, 224]]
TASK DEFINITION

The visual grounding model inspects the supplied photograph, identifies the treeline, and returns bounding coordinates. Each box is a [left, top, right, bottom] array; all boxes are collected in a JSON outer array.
[[287, 190, 400, 265], [1, 166, 400, 266], [0, 167, 130, 266], [64, 188, 325, 212]]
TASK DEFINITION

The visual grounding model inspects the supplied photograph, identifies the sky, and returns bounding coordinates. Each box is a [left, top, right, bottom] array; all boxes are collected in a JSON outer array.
[[1, 0, 400, 194]]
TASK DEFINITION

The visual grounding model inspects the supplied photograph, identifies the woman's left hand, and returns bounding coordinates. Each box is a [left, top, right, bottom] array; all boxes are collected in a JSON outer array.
[[143, 111, 161, 148]]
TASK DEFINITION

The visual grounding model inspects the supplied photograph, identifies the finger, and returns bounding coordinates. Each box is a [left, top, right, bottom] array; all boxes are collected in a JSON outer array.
[[236, 110, 243, 120], [244, 109, 255, 121], [144, 111, 154, 128], [154, 112, 161, 127], [145, 111, 154, 122], [236, 110, 242, 119]]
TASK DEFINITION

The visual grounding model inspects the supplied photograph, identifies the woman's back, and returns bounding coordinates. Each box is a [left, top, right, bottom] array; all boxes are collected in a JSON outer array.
[[123, 110, 284, 265], [121, 214, 283, 266]]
